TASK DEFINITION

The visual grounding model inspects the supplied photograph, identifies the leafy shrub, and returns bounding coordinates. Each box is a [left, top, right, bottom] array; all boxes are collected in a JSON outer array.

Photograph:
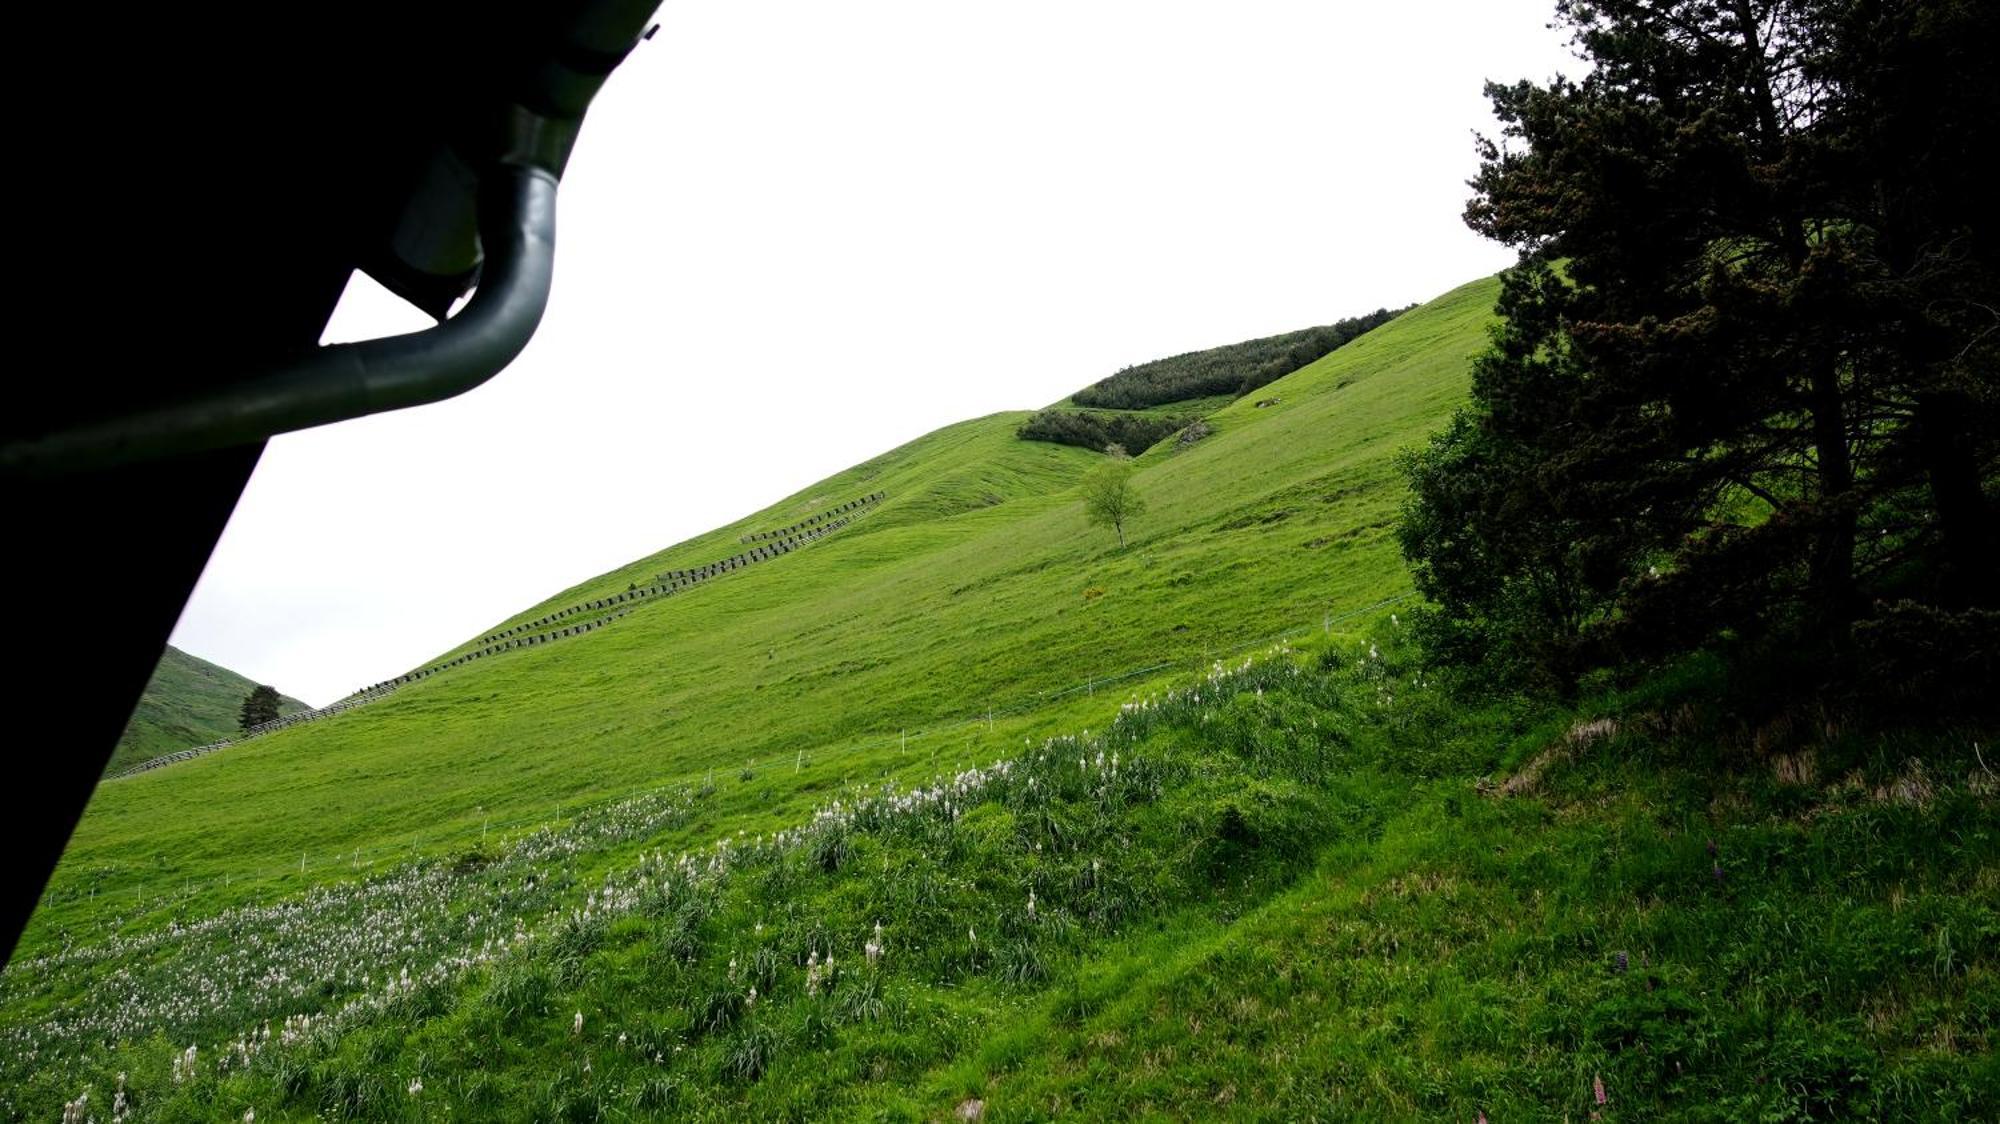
[[696, 987, 745, 1036], [656, 905, 706, 963], [808, 820, 851, 872], [486, 963, 554, 1030], [721, 1022, 780, 1083], [549, 910, 605, 962], [996, 939, 1049, 984], [635, 1075, 681, 1111], [837, 974, 886, 1024], [1016, 409, 1192, 454], [748, 946, 782, 993]]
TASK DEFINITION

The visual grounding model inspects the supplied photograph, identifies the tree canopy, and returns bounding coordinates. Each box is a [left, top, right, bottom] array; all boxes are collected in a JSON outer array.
[[1081, 463, 1147, 548], [1400, 0, 1998, 701], [239, 684, 282, 733]]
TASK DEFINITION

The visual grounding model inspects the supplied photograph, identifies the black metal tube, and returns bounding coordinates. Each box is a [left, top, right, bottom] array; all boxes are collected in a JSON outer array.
[[1, 163, 558, 477]]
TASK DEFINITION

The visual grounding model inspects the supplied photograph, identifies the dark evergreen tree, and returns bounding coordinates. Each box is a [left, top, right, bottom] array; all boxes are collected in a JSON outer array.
[[1401, 0, 1997, 696], [239, 684, 282, 732]]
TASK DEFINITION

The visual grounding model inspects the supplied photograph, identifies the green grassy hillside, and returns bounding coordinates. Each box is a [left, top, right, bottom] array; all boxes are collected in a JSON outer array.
[[29, 275, 1500, 945], [105, 645, 310, 776], [5, 272, 1989, 1121]]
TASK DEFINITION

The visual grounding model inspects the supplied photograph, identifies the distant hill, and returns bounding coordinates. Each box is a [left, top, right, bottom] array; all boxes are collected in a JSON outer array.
[[106, 646, 309, 775]]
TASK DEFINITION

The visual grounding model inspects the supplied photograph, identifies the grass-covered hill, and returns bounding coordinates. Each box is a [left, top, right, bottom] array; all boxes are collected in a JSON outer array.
[[4, 274, 1991, 1121], [105, 645, 309, 776]]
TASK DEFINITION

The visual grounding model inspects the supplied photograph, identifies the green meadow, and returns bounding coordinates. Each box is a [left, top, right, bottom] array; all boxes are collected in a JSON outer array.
[[5, 273, 1991, 1121]]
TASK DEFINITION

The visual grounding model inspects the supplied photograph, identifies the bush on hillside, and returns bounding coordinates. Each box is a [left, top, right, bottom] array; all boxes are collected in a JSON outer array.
[[1016, 409, 1192, 455], [1071, 307, 1408, 410]]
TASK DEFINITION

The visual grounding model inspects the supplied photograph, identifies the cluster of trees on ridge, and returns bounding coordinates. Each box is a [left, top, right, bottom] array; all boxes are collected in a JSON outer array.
[[1019, 306, 1408, 454], [1072, 307, 1408, 410], [1399, 0, 1997, 710], [1015, 409, 1194, 456]]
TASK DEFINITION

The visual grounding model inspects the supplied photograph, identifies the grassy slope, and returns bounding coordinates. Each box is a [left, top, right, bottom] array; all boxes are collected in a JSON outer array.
[[105, 646, 310, 776], [14, 270, 1986, 1121], [26, 274, 1501, 952], [891, 655, 1998, 1121]]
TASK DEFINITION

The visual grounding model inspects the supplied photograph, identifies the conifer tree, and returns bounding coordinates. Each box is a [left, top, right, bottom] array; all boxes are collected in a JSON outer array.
[[239, 684, 281, 732], [1401, 0, 1997, 693]]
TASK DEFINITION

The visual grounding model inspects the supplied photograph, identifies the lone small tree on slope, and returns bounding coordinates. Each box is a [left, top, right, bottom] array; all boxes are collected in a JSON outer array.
[[1082, 462, 1146, 548], [239, 684, 281, 732]]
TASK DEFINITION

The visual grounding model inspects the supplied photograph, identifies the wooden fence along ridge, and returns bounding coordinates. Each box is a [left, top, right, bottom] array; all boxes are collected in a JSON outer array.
[[107, 493, 887, 780]]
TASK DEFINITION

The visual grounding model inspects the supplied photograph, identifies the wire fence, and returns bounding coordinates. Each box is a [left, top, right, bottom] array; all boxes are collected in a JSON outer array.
[[53, 591, 1413, 920]]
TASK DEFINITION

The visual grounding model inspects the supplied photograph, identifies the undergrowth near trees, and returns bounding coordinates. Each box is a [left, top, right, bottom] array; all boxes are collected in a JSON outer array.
[[18, 625, 1992, 1121]]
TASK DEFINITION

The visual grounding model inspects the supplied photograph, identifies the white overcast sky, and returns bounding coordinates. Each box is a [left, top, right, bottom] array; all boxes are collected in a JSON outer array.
[[171, 1, 1577, 706]]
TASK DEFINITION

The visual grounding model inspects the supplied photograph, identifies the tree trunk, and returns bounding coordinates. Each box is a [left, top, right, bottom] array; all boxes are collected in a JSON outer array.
[[1731, 0, 1786, 158], [1914, 390, 1993, 606], [1806, 357, 1857, 641]]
